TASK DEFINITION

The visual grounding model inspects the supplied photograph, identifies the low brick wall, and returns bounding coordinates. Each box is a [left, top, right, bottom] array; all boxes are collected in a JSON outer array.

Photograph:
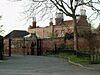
[[4, 35, 100, 55]]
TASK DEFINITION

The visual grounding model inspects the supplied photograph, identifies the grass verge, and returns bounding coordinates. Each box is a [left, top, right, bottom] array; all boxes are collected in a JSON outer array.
[[46, 52, 96, 64]]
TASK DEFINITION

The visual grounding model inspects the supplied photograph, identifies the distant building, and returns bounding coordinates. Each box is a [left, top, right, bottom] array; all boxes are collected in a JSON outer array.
[[28, 12, 91, 38]]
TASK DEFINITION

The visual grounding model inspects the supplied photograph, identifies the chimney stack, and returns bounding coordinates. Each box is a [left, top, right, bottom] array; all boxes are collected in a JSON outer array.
[[80, 9, 86, 16], [32, 17, 36, 28], [55, 12, 63, 25], [80, 9, 87, 19], [49, 18, 53, 26]]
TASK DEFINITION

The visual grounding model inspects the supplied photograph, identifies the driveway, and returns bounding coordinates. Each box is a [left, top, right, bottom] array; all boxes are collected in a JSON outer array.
[[0, 55, 100, 75]]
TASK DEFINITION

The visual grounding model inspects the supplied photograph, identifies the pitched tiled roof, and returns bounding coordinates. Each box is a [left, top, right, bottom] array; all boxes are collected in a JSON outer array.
[[4, 30, 29, 39]]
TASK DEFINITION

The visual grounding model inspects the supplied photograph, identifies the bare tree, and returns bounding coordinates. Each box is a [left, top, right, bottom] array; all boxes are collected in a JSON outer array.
[[11, 0, 100, 51], [0, 25, 3, 33], [0, 16, 4, 35]]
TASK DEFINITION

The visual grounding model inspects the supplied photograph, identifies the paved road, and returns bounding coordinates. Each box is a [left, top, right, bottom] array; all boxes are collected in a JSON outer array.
[[0, 55, 100, 75]]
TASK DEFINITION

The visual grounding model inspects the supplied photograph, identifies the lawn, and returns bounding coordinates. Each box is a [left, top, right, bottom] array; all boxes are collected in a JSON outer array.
[[46, 52, 100, 64]]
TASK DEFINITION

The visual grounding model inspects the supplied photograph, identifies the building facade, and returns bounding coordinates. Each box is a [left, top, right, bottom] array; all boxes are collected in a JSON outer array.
[[28, 13, 91, 38]]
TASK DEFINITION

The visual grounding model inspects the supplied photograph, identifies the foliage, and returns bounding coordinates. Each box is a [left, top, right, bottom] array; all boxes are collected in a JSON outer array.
[[79, 31, 97, 50], [96, 25, 100, 35], [47, 51, 100, 64], [64, 32, 74, 41], [59, 43, 66, 49], [48, 52, 91, 64]]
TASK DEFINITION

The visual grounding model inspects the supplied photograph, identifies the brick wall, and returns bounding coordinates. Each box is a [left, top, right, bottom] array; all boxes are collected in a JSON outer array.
[[42, 36, 100, 52], [4, 35, 100, 55]]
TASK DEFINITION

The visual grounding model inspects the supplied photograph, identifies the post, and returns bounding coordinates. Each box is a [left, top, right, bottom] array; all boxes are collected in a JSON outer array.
[[54, 43, 57, 54], [31, 42, 35, 55], [22, 38, 26, 55], [37, 39, 42, 56], [9, 39, 11, 56], [0, 36, 3, 60]]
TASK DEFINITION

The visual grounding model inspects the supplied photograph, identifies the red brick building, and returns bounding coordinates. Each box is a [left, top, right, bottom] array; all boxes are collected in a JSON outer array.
[[28, 13, 91, 38]]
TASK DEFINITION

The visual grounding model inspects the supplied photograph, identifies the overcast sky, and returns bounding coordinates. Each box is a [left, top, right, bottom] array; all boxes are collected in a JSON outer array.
[[0, 0, 67, 36], [0, 0, 47, 36], [0, 0, 99, 36], [0, 0, 27, 36]]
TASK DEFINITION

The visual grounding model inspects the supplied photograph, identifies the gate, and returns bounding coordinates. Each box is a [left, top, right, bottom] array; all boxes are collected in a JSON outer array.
[[4, 39, 32, 56], [37, 39, 43, 56], [4, 38, 43, 56], [0, 35, 3, 59]]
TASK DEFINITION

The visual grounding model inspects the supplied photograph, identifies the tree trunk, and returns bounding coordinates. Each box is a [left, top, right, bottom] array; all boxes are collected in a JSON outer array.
[[73, 17, 78, 51]]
